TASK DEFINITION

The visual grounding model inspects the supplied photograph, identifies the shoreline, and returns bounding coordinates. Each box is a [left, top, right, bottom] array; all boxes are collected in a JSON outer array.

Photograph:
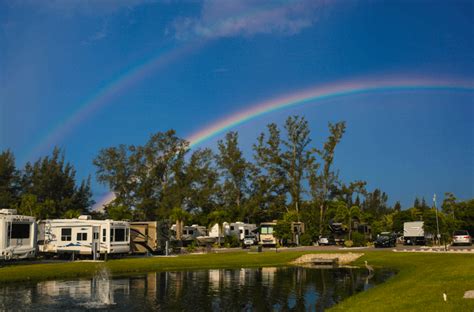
[[0, 251, 473, 311]]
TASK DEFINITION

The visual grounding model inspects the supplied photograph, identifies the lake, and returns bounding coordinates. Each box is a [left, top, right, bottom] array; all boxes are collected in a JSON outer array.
[[0, 266, 394, 311]]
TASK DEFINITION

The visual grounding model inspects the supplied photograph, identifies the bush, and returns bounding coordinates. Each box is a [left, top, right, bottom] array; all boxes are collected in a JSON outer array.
[[300, 233, 313, 246], [344, 240, 354, 247], [351, 232, 367, 247], [186, 242, 197, 253], [224, 235, 241, 248]]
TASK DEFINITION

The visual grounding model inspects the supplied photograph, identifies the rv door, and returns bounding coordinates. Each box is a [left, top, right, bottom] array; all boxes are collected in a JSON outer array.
[[6, 221, 11, 248]]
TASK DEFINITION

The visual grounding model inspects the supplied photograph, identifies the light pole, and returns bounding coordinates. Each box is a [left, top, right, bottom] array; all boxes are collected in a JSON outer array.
[[433, 194, 441, 246]]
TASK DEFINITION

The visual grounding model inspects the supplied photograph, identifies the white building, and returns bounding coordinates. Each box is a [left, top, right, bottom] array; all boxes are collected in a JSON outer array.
[[38, 215, 130, 257], [0, 209, 37, 260]]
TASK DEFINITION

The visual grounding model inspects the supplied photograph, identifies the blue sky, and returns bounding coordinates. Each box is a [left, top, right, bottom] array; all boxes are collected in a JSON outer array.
[[1, 0, 473, 208]]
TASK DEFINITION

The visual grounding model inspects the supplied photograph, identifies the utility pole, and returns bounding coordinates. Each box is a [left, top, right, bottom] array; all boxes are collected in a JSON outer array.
[[433, 194, 441, 246]]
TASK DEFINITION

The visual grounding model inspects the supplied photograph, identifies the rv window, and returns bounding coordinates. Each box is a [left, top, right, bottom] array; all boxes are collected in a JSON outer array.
[[110, 229, 115, 242], [189, 230, 194, 235], [102, 229, 106, 242], [11, 223, 30, 239], [77, 233, 88, 241], [61, 228, 72, 241], [125, 228, 129, 241], [240, 230, 243, 234], [230, 226, 234, 231], [245, 229, 249, 235], [114, 228, 125, 241], [94, 232, 99, 240]]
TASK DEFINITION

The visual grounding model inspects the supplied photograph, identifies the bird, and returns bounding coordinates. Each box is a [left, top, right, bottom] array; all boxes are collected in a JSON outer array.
[[443, 291, 447, 302], [364, 261, 374, 274], [364, 260, 375, 288]]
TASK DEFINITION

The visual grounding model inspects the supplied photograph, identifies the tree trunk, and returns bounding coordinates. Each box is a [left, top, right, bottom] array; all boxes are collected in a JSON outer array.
[[319, 203, 324, 236]]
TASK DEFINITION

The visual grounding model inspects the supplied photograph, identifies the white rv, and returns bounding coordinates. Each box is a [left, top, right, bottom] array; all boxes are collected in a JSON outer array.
[[0, 209, 37, 260], [229, 222, 257, 241], [38, 216, 130, 257], [403, 221, 426, 245]]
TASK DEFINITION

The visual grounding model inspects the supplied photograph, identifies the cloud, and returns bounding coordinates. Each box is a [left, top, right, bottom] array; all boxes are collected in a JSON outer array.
[[171, 0, 327, 40], [81, 21, 109, 44]]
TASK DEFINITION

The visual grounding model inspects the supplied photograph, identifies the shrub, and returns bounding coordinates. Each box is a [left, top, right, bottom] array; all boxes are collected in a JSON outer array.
[[300, 232, 313, 246], [351, 232, 366, 247], [224, 235, 241, 248], [344, 240, 354, 247]]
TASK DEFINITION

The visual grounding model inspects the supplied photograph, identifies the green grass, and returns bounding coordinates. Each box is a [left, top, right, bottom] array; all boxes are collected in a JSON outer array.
[[0, 250, 473, 311], [329, 251, 474, 312]]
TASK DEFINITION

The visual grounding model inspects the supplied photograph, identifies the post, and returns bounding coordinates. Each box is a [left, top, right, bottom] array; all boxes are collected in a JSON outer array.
[[433, 194, 441, 246], [165, 241, 169, 256]]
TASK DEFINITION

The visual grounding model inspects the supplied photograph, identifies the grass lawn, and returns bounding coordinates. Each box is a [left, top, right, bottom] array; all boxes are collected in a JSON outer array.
[[0, 250, 473, 311]]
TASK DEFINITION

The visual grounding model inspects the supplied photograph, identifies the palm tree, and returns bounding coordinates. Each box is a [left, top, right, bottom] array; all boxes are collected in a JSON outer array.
[[209, 210, 229, 245], [170, 207, 189, 241], [334, 202, 361, 240]]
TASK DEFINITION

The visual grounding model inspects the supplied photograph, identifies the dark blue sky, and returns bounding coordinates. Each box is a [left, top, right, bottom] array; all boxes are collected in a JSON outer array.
[[1, 0, 473, 207]]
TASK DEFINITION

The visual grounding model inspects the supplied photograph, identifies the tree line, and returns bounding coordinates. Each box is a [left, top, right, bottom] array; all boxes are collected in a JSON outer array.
[[1, 115, 472, 245]]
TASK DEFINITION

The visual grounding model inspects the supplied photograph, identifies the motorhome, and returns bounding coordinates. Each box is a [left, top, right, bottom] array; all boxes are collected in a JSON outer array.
[[38, 216, 130, 258], [259, 222, 277, 246], [0, 209, 37, 260]]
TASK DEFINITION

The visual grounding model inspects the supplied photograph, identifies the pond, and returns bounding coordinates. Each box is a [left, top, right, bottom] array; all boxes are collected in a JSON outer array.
[[0, 266, 394, 311]]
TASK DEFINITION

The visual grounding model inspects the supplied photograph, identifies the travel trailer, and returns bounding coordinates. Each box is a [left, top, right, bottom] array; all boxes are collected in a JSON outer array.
[[0, 209, 37, 260], [259, 222, 277, 246], [229, 222, 257, 241], [38, 216, 130, 258], [130, 221, 172, 254]]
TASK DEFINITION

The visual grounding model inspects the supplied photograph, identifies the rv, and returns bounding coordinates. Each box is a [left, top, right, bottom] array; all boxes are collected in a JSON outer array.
[[38, 216, 130, 257], [229, 222, 257, 241], [0, 209, 37, 261], [259, 222, 277, 247], [403, 221, 426, 245], [130, 221, 160, 254]]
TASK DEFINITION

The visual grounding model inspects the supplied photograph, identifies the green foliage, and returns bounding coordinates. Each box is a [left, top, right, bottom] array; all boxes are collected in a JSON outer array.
[[216, 131, 250, 220], [351, 232, 366, 247], [299, 232, 313, 246], [106, 204, 133, 220], [273, 220, 292, 242], [0, 150, 20, 208], [224, 235, 241, 248]]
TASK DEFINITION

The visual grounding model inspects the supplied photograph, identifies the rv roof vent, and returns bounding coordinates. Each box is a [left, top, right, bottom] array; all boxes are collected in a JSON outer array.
[[0, 209, 17, 215], [78, 215, 92, 220]]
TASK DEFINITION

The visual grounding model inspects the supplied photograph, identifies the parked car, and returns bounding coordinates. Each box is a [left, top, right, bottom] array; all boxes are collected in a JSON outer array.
[[452, 230, 472, 246], [243, 235, 257, 248], [318, 236, 336, 246], [374, 232, 397, 248]]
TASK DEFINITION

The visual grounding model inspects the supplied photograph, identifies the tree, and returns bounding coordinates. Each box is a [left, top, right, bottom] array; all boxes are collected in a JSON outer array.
[[0, 150, 20, 208], [281, 116, 314, 220], [208, 209, 230, 245], [250, 123, 288, 221], [332, 201, 361, 240], [20, 148, 93, 218], [441, 192, 457, 219], [216, 131, 249, 219], [170, 207, 190, 241], [94, 130, 189, 220], [183, 148, 219, 218], [309, 121, 346, 236]]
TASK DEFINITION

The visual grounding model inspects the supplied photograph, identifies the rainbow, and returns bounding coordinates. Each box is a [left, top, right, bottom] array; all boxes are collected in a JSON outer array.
[[93, 76, 473, 209], [22, 40, 205, 163]]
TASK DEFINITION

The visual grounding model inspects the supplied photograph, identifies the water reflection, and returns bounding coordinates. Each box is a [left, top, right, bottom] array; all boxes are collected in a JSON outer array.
[[0, 267, 394, 311]]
